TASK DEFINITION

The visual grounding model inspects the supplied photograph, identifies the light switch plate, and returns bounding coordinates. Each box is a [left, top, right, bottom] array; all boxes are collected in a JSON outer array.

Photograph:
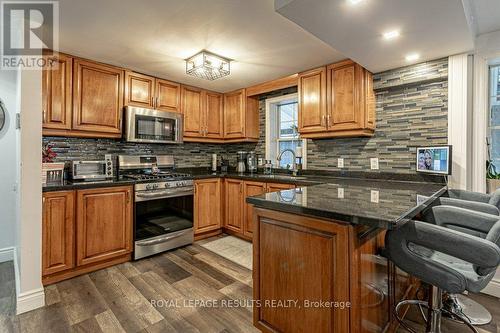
[[338, 187, 344, 198], [338, 158, 344, 168], [370, 158, 379, 170], [371, 190, 379, 203]]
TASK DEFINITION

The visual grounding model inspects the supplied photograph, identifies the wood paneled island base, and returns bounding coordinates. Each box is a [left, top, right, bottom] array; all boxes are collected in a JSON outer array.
[[252, 208, 414, 333]]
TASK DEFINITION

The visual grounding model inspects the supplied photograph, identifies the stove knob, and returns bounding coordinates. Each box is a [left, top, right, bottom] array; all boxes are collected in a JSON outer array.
[[146, 184, 152, 190], [164, 183, 171, 188], [153, 184, 159, 189]]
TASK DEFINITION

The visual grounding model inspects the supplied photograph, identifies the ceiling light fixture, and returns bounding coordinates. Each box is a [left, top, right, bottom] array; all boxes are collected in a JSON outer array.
[[405, 53, 420, 62], [383, 30, 400, 40], [347, 0, 364, 5], [185, 50, 230, 80]]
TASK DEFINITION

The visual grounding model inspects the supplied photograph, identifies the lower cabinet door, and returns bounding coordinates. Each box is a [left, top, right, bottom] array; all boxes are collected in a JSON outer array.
[[42, 191, 75, 276], [76, 186, 132, 266], [243, 181, 267, 238], [224, 179, 244, 233], [194, 178, 222, 234]]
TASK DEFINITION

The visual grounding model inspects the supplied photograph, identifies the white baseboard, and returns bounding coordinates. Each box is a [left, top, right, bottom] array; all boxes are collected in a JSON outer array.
[[0, 247, 15, 263], [482, 278, 500, 298], [16, 288, 45, 315]]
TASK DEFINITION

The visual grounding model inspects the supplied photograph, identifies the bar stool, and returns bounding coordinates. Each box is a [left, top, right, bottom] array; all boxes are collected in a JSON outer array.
[[385, 205, 500, 333]]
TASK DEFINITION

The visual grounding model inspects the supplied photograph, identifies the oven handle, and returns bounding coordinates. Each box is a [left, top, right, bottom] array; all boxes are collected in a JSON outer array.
[[136, 229, 192, 246], [135, 188, 193, 201]]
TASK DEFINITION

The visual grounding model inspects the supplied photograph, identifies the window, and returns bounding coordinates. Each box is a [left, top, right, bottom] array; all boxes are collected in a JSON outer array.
[[489, 65, 500, 170], [265, 93, 306, 169]]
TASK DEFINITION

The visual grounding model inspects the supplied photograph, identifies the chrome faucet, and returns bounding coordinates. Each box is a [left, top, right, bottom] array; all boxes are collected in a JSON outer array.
[[277, 149, 298, 176]]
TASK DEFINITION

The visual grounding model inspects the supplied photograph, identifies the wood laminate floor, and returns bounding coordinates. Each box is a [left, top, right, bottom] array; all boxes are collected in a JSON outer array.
[[0, 236, 499, 333]]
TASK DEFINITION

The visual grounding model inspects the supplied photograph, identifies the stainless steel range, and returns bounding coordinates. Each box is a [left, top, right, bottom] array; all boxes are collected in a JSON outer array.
[[118, 155, 194, 260]]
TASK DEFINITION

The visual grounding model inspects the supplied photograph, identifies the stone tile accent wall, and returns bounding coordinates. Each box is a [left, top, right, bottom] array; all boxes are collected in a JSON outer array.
[[43, 58, 448, 174]]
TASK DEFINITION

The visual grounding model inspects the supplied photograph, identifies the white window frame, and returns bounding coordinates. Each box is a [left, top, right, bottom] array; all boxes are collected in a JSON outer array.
[[488, 65, 500, 168], [265, 93, 307, 169]]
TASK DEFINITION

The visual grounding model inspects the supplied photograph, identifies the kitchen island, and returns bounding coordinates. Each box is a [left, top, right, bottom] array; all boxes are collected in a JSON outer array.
[[247, 179, 446, 333]]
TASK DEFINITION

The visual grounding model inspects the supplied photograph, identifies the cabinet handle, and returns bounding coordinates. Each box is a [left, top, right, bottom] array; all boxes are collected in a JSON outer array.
[[152, 97, 155, 108], [42, 109, 47, 123], [327, 114, 331, 127], [156, 97, 159, 108], [126, 191, 130, 203], [321, 115, 326, 126]]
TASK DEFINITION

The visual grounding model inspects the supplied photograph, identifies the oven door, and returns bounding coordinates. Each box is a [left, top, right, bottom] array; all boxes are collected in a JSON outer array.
[[125, 106, 183, 144], [72, 161, 107, 180], [134, 193, 193, 259]]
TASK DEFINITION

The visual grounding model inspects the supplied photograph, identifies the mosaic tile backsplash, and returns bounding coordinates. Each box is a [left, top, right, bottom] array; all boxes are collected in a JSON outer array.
[[43, 58, 448, 173]]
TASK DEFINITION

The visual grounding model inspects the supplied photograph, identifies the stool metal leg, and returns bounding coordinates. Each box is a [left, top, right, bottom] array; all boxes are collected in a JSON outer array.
[[426, 286, 442, 333]]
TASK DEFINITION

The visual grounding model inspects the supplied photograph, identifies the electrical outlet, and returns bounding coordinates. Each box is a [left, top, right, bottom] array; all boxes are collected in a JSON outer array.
[[338, 187, 344, 198], [370, 158, 379, 170], [337, 158, 344, 168], [371, 190, 379, 203]]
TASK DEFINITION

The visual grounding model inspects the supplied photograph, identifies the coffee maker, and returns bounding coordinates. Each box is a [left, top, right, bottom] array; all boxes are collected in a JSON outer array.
[[236, 151, 247, 173]]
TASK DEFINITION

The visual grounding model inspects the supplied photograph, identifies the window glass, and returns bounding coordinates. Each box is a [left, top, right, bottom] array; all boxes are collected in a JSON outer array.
[[489, 65, 500, 169], [277, 102, 300, 168]]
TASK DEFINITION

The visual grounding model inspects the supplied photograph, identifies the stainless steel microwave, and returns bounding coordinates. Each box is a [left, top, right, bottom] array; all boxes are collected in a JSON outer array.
[[125, 106, 183, 144]]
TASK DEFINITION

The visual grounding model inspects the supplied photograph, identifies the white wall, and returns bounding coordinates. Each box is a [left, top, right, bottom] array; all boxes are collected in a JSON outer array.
[[472, 29, 500, 298], [0, 68, 20, 263], [15, 69, 44, 314]]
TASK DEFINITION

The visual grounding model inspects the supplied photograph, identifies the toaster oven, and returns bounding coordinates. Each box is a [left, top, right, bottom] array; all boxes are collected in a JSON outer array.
[[71, 155, 114, 181]]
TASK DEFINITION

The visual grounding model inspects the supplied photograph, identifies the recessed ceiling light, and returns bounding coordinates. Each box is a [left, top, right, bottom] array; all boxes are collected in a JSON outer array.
[[406, 53, 420, 62], [383, 30, 400, 40], [347, 0, 364, 5]]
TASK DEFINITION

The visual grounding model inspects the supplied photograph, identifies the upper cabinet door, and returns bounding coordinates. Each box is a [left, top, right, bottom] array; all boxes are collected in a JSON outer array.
[[327, 61, 363, 131], [298, 67, 327, 133], [156, 79, 181, 113], [124, 71, 155, 108], [72, 59, 124, 135], [205, 91, 223, 138], [182, 85, 204, 137], [42, 53, 73, 130], [224, 89, 245, 138]]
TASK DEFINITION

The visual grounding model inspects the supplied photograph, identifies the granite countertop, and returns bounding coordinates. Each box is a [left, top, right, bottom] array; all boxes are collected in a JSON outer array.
[[246, 178, 447, 230], [42, 178, 137, 192]]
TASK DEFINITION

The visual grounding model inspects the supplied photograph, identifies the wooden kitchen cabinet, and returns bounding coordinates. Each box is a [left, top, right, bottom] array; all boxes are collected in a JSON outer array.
[[182, 85, 204, 137], [125, 72, 181, 112], [266, 182, 295, 193], [42, 52, 73, 132], [76, 186, 133, 266], [72, 58, 124, 137], [298, 60, 375, 139], [298, 67, 327, 134], [124, 71, 155, 108], [182, 87, 224, 140], [42, 191, 75, 276], [223, 89, 259, 141], [243, 181, 267, 238], [155, 78, 181, 112], [224, 179, 245, 233], [194, 178, 222, 236], [205, 91, 224, 138]]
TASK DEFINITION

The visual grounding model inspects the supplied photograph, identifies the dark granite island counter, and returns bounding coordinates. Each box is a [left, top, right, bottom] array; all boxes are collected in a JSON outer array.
[[248, 179, 446, 333]]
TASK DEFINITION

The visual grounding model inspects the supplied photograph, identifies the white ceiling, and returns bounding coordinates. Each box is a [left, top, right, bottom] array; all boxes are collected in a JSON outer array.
[[275, 0, 476, 73], [57, 0, 344, 93], [463, 0, 500, 36]]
